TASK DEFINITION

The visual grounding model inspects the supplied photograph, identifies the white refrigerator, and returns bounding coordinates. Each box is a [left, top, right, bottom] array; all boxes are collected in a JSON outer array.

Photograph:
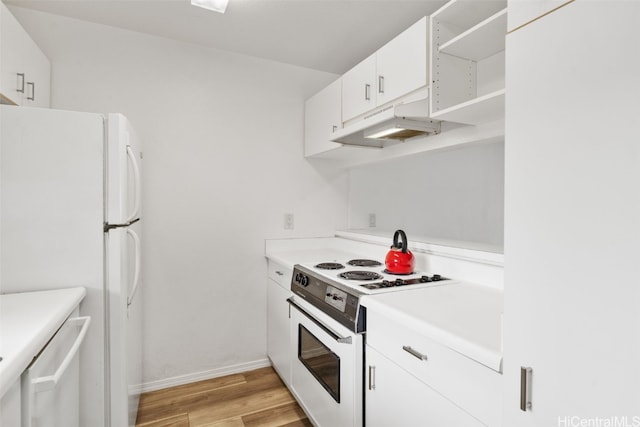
[[0, 105, 144, 427]]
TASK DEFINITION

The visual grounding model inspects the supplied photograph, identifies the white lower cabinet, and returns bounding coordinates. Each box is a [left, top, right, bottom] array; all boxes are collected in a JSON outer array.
[[0, 380, 21, 427], [366, 308, 502, 426], [266, 261, 292, 386], [366, 346, 484, 427]]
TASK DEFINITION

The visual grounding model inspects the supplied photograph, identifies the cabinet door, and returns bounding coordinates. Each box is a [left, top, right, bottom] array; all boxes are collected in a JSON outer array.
[[21, 41, 51, 108], [341, 53, 376, 122], [0, 380, 21, 427], [0, 2, 28, 105], [366, 346, 484, 427], [304, 78, 342, 157], [376, 16, 428, 107], [0, 3, 51, 107], [504, 2, 640, 426], [267, 279, 292, 386]]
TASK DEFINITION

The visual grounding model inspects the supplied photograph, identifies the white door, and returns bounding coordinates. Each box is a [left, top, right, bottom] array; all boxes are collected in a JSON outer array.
[[504, 2, 640, 425]]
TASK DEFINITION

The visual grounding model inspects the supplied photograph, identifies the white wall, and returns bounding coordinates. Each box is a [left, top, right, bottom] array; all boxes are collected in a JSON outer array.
[[9, 6, 348, 386], [348, 142, 504, 247]]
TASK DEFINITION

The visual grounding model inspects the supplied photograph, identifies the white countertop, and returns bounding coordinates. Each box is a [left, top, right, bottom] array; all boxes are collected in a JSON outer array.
[[361, 282, 503, 372], [265, 248, 363, 270], [265, 236, 504, 372], [0, 287, 86, 399]]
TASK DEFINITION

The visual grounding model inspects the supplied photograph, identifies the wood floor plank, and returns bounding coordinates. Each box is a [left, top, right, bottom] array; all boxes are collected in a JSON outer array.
[[136, 412, 190, 427], [199, 417, 245, 427], [187, 387, 296, 426], [136, 367, 310, 427], [242, 402, 309, 427], [139, 374, 247, 408], [279, 420, 313, 427]]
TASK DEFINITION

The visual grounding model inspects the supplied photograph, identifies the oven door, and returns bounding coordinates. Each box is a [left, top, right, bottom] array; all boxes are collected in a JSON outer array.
[[288, 297, 363, 427]]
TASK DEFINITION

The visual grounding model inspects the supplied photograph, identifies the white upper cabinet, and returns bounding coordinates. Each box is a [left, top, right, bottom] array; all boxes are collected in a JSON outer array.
[[341, 53, 377, 123], [375, 17, 428, 107], [341, 16, 428, 123], [507, 0, 572, 32], [304, 78, 343, 157], [430, 0, 506, 125], [0, 3, 51, 108]]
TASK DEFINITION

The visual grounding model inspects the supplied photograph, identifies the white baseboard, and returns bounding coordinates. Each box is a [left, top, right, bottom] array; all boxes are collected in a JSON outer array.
[[139, 358, 272, 393]]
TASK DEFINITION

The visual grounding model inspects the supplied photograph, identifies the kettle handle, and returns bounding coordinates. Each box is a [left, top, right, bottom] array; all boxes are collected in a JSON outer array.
[[392, 230, 408, 253]]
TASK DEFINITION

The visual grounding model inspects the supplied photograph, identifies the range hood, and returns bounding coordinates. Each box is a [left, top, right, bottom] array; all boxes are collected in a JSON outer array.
[[331, 91, 441, 148]]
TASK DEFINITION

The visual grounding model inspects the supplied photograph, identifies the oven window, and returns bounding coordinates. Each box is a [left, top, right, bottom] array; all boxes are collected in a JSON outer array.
[[298, 324, 340, 403]]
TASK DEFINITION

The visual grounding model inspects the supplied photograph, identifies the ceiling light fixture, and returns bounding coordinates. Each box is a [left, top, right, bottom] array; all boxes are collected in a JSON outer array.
[[191, 0, 229, 13]]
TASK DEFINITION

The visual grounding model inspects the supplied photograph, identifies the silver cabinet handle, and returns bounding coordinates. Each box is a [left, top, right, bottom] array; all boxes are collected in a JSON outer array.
[[378, 75, 384, 94], [17, 73, 25, 93], [27, 82, 35, 101], [332, 125, 337, 133], [520, 367, 533, 411], [402, 345, 428, 361], [275, 270, 283, 276], [365, 83, 371, 101], [368, 365, 376, 390]]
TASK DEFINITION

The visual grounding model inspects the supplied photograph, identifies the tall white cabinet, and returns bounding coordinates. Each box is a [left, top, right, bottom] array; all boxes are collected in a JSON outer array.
[[503, 1, 640, 425]]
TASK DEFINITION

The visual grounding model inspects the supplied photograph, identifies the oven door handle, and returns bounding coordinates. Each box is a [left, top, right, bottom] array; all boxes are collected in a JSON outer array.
[[287, 297, 353, 344]]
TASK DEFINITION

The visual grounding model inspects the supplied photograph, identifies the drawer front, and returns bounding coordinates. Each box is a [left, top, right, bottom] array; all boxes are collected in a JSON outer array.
[[367, 311, 502, 426], [267, 261, 292, 289]]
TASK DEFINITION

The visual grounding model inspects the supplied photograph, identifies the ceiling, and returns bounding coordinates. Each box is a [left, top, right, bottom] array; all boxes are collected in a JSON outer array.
[[5, 0, 447, 74]]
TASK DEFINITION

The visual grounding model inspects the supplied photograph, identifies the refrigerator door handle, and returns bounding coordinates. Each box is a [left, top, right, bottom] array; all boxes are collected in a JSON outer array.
[[126, 228, 141, 307], [31, 316, 91, 393], [125, 144, 141, 223]]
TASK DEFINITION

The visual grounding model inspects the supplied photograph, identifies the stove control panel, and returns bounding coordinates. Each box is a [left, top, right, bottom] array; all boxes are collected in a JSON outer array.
[[294, 272, 309, 287], [324, 286, 347, 312]]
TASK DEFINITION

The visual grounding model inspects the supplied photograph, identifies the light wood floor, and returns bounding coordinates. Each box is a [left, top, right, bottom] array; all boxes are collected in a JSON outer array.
[[135, 367, 312, 427]]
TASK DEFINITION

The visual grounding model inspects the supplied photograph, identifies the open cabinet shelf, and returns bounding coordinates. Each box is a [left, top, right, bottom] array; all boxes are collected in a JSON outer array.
[[430, 0, 507, 126], [434, 0, 506, 29], [432, 89, 505, 125], [439, 9, 507, 61]]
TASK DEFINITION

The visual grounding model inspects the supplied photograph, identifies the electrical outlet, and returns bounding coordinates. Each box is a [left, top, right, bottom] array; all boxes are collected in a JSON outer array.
[[284, 213, 294, 230], [368, 213, 376, 228]]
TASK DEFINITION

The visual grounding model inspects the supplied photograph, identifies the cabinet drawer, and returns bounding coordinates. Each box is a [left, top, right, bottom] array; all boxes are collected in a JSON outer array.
[[367, 310, 502, 426], [267, 261, 292, 290]]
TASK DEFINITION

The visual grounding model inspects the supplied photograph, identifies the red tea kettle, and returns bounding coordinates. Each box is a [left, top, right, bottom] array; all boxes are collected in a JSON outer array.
[[385, 229, 415, 275]]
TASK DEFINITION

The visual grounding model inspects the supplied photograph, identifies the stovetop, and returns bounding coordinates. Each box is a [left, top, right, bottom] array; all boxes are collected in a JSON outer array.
[[290, 259, 455, 332], [296, 259, 452, 295]]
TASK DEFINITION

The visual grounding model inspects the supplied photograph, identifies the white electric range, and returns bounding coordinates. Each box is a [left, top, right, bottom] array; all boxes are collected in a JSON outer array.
[[287, 257, 456, 427]]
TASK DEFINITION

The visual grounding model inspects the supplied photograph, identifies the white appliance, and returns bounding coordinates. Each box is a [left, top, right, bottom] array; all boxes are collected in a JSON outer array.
[[287, 259, 454, 427], [22, 314, 91, 427], [0, 105, 144, 427], [330, 88, 441, 148]]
